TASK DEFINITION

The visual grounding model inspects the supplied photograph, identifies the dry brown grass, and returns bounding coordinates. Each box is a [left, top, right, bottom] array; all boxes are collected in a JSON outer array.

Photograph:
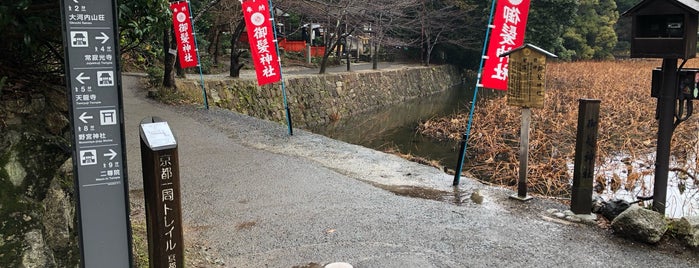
[[420, 59, 699, 197]]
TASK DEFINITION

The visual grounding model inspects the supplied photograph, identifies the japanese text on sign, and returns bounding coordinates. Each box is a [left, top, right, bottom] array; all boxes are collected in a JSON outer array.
[[170, 1, 199, 69], [159, 154, 179, 267], [507, 50, 546, 108], [242, 0, 282, 86], [481, 0, 530, 91], [61, 0, 132, 265]]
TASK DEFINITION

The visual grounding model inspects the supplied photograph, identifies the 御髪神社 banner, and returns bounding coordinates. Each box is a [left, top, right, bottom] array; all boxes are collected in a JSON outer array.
[[170, 1, 199, 68], [242, 0, 282, 86], [481, 0, 530, 91]]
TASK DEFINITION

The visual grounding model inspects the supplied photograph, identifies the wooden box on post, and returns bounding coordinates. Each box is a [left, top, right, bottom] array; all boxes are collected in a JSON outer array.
[[500, 43, 557, 109], [499, 43, 557, 201], [623, 0, 699, 59], [139, 117, 183, 268]]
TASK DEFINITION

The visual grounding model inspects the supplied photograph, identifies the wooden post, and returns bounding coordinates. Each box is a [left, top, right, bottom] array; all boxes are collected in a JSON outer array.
[[571, 99, 601, 214], [511, 108, 533, 201], [653, 58, 679, 214], [140, 117, 183, 268]]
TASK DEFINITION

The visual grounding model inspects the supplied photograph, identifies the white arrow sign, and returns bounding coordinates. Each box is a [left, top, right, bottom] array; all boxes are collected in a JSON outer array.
[[76, 72, 90, 84], [95, 32, 109, 44], [79, 112, 94, 124], [104, 149, 118, 161]]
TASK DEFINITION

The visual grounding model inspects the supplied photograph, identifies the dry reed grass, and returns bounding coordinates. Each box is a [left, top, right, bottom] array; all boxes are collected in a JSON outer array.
[[419, 59, 699, 197]]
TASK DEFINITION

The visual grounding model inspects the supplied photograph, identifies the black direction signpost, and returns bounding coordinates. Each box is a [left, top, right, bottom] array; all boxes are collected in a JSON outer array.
[[60, 0, 133, 267]]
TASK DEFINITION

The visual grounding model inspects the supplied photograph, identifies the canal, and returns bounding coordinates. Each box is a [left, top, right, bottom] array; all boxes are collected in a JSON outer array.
[[309, 83, 474, 169]]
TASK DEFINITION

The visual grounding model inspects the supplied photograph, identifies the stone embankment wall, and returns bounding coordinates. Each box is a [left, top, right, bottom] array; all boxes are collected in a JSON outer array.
[[176, 65, 461, 127]]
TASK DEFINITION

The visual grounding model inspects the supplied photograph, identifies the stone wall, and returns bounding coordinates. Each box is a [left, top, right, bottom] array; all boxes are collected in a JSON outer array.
[[175, 65, 461, 127], [0, 85, 79, 267]]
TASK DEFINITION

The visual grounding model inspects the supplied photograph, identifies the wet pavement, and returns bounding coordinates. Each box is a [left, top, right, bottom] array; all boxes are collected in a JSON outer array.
[[121, 72, 699, 267]]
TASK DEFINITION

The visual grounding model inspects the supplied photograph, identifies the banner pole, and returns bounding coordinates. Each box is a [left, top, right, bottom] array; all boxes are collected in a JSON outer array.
[[453, 0, 497, 186], [267, 0, 293, 135], [186, 0, 209, 110]]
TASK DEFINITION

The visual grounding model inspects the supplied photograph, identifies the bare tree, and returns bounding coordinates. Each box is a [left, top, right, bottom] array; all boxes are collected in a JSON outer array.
[[277, 0, 371, 74], [315, 1, 363, 74], [388, 0, 479, 65], [271, 0, 479, 73], [200, 0, 247, 77], [364, 0, 421, 69]]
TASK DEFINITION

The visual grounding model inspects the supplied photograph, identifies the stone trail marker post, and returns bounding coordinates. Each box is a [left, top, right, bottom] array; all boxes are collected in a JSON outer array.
[[140, 117, 183, 268], [500, 44, 557, 201], [60, 0, 133, 266]]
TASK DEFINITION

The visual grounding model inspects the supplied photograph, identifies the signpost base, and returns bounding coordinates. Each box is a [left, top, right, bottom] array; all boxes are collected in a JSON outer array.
[[509, 194, 534, 202]]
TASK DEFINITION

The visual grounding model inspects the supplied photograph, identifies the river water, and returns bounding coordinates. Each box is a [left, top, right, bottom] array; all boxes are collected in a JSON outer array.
[[309, 84, 471, 168]]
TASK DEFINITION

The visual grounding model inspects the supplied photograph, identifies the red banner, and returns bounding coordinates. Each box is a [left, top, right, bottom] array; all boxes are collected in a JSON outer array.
[[481, 0, 531, 90], [170, 1, 199, 68], [242, 0, 282, 86]]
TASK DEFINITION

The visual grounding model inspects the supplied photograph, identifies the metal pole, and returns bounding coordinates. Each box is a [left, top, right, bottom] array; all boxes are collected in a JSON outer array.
[[453, 0, 497, 186], [185, 0, 209, 110], [268, 0, 293, 135], [653, 58, 678, 214]]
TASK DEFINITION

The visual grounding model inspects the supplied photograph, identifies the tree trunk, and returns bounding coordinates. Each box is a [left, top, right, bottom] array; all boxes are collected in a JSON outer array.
[[425, 48, 432, 66], [319, 51, 329, 74], [175, 56, 185, 78], [229, 19, 246, 78], [346, 41, 351, 71], [319, 30, 348, 74], [163, 28, 176, 88], [212, 27, 221, 65], [372, 43, 378, 70], [229, 38, 243, 77], [319, 43, 338, 74], [422, 38, 429, 66]]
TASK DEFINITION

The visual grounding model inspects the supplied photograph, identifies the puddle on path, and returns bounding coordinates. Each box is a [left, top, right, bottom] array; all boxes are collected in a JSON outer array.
[[379, 185, 450, 201], [368, 182, 477, 206]]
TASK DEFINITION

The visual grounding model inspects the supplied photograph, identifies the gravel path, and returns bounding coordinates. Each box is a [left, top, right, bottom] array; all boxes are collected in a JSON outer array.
[[122, 74, 698, 268]]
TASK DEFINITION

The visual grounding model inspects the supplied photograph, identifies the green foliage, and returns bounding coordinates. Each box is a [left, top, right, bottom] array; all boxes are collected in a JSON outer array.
[[119, 0, 171, 69], [0, 0, 62, 72], [614, 0, 636, 56], [131, 220, 150, 267], [562, 0, 619, 60], [526, 0, 579, 61], [199, 54, 215, 74], [146, 65, 165, 87], [284, 13, 304, 40]]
